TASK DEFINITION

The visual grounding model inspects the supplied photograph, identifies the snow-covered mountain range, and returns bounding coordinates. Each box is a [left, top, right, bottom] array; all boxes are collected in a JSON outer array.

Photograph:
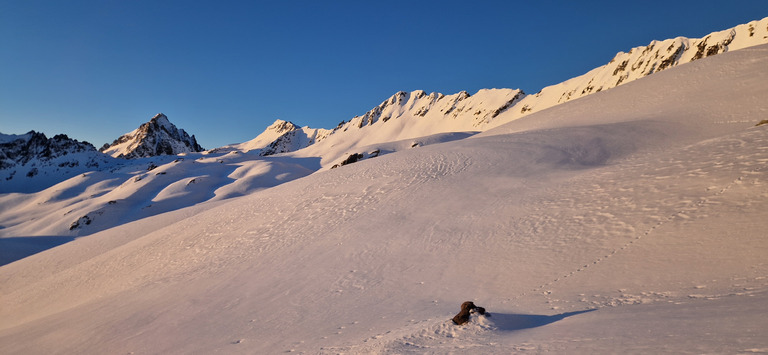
[[1, 37, 767, 353], [2, 16, 767, 234], [3, 17, 767, 195], [0, 113, 204, 193], [2, 17, 768, 353], [220, 15, 768, 157]]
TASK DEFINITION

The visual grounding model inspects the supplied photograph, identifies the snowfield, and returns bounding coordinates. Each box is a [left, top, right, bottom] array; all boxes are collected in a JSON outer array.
[[1, 45, 768, 355]]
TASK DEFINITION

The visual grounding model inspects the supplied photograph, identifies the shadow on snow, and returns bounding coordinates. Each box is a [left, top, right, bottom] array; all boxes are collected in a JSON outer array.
[[0, 236, 76, 266], [488, 309, 596, 331]]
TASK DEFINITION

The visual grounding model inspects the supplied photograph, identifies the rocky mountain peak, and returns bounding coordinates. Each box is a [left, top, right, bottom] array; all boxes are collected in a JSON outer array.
[[267, 120, 300, 135], [100, 113, 204, 159]]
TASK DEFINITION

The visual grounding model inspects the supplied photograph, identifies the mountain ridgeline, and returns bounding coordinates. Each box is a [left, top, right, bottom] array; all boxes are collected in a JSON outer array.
[[234, 16, 768, 156], [1, 16, 767, 193]]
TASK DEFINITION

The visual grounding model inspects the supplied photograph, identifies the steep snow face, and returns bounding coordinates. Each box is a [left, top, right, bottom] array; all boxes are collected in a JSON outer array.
[[1, 45, 767, 354], [100, 113, 204, 159], [0, 131, 112, 193]]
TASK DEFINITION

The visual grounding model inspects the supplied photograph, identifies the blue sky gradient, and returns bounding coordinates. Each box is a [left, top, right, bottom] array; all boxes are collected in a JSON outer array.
[[2, 1, 767, 149]]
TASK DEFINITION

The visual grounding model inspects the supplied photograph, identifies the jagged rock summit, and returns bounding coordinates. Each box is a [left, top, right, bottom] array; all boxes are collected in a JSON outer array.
[[0, 131, 97, 169], [100, 113, 204, 159], [0, 131, 111, 193]]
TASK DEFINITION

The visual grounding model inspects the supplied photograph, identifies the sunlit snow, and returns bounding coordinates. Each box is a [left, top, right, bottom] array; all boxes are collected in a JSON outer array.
[[1, 28, 768, 355]]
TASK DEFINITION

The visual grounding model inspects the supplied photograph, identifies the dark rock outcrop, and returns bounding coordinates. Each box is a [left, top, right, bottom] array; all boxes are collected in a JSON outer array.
[[0, 131, 97, 169]]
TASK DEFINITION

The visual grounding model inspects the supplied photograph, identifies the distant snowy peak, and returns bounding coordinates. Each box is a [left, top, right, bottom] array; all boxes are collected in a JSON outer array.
[[259, 124, 332, 156], [216, 119, 332, 155], [100, 113, 204, 159]]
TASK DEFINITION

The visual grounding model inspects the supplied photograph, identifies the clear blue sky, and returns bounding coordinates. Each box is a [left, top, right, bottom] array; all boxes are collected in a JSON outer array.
[[2, 1, 767, 149]]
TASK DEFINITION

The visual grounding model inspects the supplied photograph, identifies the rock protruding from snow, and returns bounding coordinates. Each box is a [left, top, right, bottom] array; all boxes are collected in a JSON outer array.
[[100, 113, 204, 159]]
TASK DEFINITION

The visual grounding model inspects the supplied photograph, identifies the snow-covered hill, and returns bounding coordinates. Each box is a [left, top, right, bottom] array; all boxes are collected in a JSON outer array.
[[100, 113, 204, 159], [1, 39, 767, 354]]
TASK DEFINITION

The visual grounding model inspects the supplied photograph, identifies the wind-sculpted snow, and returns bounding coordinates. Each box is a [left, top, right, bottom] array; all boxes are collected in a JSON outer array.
[[1, 44, 768, 353]]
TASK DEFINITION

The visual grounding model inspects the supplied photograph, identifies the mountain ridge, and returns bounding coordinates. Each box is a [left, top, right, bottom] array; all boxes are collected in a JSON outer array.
[[234, 16, 768, 157]]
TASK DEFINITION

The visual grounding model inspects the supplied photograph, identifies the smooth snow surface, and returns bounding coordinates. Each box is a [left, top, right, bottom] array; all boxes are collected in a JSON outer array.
[[2, 46, 768, 354]]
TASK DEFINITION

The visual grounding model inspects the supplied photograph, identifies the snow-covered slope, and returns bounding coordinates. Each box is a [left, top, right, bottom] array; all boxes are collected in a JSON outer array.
[[1, 43, 767, 354], [0, 151, 322, 238], [100, 113, 204, 159]]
